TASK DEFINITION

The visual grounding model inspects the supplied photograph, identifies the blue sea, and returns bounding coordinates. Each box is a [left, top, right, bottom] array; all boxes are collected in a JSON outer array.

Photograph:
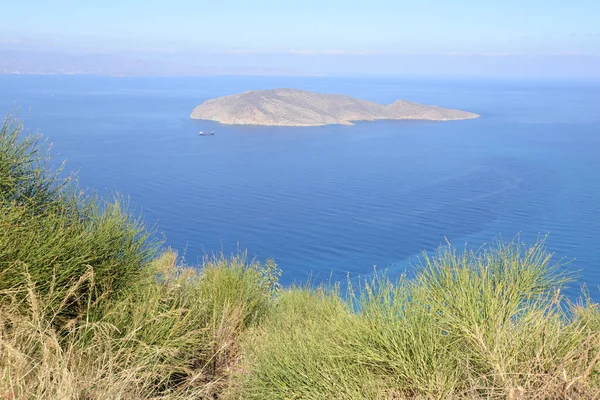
[[1, 75, 599, 297]]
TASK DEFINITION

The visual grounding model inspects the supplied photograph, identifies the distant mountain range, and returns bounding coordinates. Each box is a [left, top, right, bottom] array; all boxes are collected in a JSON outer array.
[[190, 88, 479, 126], [0, 49, 313, 77]]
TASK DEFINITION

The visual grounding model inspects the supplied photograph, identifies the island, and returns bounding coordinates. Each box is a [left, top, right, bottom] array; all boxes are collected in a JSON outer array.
[[190, 88, 479, 126]]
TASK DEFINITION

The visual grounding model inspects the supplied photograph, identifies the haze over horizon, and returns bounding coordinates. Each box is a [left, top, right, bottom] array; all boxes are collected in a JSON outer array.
[[2, 0, 600, 78]]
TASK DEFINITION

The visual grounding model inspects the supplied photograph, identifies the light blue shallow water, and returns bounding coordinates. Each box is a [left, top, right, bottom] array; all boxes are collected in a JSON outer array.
[[1, 75, 599, 297]]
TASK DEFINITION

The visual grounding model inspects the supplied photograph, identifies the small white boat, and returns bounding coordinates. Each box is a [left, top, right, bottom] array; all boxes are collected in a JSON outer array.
[[199, 131, 215, 136]]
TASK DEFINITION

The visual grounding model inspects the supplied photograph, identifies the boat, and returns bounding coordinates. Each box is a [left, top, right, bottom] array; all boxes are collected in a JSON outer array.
[[198, 131, 215, 136]]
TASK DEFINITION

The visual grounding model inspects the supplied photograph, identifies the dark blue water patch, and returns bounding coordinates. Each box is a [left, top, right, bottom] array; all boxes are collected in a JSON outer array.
[[1, 75, 599, 299]]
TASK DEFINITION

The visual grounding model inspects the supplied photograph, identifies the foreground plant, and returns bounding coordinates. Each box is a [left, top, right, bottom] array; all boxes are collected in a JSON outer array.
[[238, 240, 600, 400], [0, 114, 156, 318], [0, 250, 279, 399]]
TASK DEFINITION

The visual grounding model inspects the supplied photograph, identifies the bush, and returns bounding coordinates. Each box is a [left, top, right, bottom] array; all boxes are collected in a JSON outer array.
[[0, 113, 66, 210], [238, 240, 600, 399], [0, 250, 279, 400], [95, 251, 279, 396], [235, 286, 379, 399], [0, 115, 156, 317]]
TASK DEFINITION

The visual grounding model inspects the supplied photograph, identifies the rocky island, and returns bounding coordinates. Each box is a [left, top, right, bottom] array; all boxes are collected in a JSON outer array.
[[190, 88, 479, 126]]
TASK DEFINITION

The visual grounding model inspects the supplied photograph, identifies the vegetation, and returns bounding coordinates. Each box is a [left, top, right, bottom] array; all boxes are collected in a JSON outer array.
[[240, 242, 600, 399], [1, 114, 599, 399], [0, 114, 155, 316]]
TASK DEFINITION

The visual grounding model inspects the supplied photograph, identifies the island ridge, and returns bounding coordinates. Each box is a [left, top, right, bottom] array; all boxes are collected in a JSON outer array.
[[190, 88, 480, 126]]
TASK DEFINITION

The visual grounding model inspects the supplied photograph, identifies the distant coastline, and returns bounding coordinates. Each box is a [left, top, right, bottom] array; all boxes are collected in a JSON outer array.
[[0, 49, 316, 77], [190, 88, 480, 126]]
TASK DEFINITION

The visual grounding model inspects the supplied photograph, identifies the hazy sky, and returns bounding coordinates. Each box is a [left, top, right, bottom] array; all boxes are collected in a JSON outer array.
[[3, 0, 600, 54], [2, 0, 600, 76]]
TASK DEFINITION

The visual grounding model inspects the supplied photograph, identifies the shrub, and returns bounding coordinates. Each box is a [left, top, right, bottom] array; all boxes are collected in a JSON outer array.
[[235, 286, 382, 399], [238, 240, 600, 399], [95, 251, 278, 396], [0, 115, 156, 317], [0, 250, 279, 399], [0, 113, 67, 210]]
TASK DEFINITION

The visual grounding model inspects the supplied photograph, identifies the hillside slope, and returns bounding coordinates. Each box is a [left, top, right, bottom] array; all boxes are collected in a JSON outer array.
[[190, 88, 480, 126]]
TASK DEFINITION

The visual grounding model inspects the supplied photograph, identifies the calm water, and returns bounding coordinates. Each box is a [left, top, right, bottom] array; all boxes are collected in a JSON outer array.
[[1, 75, 599, 296]]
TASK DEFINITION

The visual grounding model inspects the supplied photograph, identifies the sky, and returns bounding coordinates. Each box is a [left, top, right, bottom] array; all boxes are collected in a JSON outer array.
[[2, 0, 600, 76]]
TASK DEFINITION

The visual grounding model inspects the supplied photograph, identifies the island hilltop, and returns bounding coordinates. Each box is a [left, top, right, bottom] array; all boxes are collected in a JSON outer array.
[[190, 88, 479, 126]]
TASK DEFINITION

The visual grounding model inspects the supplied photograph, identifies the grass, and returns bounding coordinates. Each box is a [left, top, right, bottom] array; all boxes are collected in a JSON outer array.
[[0, 250, 278, 399], [1, 114, 599, 399], [238, 242, 600, 399], [0, 114, 156, 317]]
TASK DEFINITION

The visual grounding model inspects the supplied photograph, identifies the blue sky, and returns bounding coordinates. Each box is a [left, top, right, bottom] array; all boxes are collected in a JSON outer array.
[[3, 0, 600, 54], [2, 0, 600, 76]]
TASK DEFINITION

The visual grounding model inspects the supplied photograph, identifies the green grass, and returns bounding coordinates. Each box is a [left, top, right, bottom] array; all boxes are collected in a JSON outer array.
[[238, 241, 600, 399], [0, 114, 156, 318], [1, 114, 599, 399]]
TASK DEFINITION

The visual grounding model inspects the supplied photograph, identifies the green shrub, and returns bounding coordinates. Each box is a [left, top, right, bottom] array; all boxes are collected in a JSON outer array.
[[96, 251, 279, 394], [238, 240, 600, 399], [237, 286, 382, 400], [0, 115, 156, 317], [0, 113, 67, 210]]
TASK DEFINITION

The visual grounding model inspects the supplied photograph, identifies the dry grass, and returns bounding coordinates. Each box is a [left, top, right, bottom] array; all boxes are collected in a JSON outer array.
[[0, 251, 278, 400]]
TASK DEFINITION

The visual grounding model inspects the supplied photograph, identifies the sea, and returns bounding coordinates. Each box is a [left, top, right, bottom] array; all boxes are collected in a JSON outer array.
[[1, 75, 599, 298]]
